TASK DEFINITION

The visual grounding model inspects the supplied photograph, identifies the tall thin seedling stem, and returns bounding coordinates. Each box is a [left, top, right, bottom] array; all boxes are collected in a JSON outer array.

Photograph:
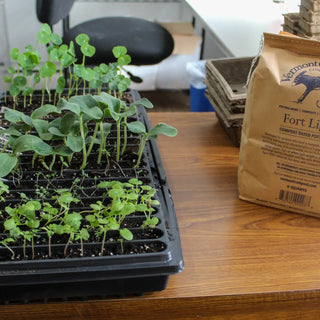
[[79, 114, 87, 169], [98, 122, 105, 164], [86, 122, 99, 159], [116, 120, 121, 162], [135, 137, 147, 168], [121, 116, 127, 156]]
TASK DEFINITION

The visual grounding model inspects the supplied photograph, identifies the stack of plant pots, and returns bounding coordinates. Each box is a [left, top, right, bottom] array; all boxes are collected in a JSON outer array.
[[283, 0, 320, 40], [282, 12, 300, 35], [204, 57, 253, 147]]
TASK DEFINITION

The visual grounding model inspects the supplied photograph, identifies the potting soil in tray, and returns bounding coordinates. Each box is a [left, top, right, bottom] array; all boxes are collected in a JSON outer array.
[[0, 89, 184, 304]]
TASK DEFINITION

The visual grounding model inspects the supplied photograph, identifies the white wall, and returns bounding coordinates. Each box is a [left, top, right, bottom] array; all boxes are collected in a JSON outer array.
[[181, 0, 301, 58]]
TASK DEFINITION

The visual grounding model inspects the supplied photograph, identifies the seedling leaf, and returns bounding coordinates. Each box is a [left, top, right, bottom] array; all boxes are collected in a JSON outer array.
[[112, 46, 127, 58], [0, 153, 18, 178], [12, 134, 53, 156], [81, 43, 96, 57], [131, 98, 154, 109], [76, 33, 89, 46], [67, 134, 83, 152], [126, 121, 146, 134], [148, 123, 178, 138], [10, 48, 19, 60], [31, 104, 59, 119], [40, 61, 57, 78], [120, 228, 133, 241]]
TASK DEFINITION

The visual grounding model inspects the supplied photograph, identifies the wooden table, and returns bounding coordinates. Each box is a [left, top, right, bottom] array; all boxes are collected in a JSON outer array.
[[2, 112, 320, 319]]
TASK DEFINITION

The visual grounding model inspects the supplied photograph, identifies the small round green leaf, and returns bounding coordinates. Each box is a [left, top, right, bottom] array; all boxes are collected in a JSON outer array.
[[22, 86, 33, 96], [118, 55, 131, 66], [4, 218, 17, 231], [51, 33, 62, 45], [76, 33, 90, 46], [112, 46, 127, 58], [37, 30, 51, 45], [82, 67, 94, 81], [10, 48, 19, 60], [33, 73, 40, 84], [120, 228, 133, 241], [41, 23, 52, 34], [9, 84, 21, 97], [80, 43, 96, 57], [49, 47, 61, 61], [56, 76, 66, 94], [61, 52, 76, 68], [7, 67, 15, 75], [13, 76, 27, 88], [3, 75, 12, 84], [40, 61, 57, 78]]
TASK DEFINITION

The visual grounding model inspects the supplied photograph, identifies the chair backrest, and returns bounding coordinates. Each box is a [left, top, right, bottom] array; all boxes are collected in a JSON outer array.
[[36, 0, 76, 27]]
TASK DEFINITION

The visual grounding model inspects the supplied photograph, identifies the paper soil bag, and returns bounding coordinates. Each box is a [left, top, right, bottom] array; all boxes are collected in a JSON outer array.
[[238, 32, 320, 217]]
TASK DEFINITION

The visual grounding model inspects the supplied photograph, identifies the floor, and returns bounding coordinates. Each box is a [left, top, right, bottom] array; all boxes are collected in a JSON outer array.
[[139, 90, 190, 112]]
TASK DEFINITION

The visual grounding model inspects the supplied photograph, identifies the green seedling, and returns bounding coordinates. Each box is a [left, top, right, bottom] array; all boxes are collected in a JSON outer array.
[[139, 185, 160, 228], [61, 212, 82, 256], [94, 92, 136, 162], [0, 180, 9, 202], [0, 178, 160, 260], [4, 48, 20, 106], [110, 46, 132, 98], [2, 74, 12, 104], [75, 228, 90, 256], [74, 33, 96, 95], [57, 94, 104, 169], [37, 24, 62, 104], [118, 228, 133, 253], [120, 97, 154, 156], [39, 60, 57, 104], [17, 46, 41, 107], [40, 202, 59, 257], [0, 134, 53, 178], [4, 199, 41, 259], [0, 238, 16, 259], [126, 121, 178, 168], [49, 43, 76, 102]]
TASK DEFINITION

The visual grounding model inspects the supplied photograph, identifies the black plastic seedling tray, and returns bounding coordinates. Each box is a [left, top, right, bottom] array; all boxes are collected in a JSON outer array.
[[0, 90, 183, 304]]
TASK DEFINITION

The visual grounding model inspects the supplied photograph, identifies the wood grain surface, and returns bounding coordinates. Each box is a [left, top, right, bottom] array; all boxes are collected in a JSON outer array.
[[2, 112, 320, 319]]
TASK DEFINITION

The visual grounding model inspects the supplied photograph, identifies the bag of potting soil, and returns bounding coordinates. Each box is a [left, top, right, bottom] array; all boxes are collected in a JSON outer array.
[[238, 32, 320, 217]]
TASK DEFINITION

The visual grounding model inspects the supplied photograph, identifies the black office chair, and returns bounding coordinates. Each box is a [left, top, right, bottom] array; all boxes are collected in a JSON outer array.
[[36, 0, 174, 67]]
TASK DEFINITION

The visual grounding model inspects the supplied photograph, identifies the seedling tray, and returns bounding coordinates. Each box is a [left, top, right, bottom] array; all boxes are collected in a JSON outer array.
[[0, 89, 183, 304]]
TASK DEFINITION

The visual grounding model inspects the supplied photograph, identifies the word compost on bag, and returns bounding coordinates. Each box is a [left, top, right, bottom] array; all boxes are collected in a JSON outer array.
[[238, 32, 320, 218]]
